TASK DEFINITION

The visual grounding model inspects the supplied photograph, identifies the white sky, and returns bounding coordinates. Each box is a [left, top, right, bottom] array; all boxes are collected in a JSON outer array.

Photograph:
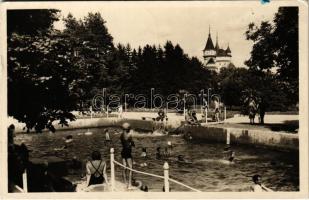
[[53, 2, 280, 67]]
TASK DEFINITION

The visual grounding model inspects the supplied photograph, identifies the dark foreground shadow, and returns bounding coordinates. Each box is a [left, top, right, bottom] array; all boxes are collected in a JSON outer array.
[[239, 120, 299, 133], [8, 144, 79, 192]]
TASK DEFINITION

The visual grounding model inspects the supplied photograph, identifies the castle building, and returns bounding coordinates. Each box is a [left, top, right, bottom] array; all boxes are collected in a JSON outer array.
[[203, 27, 232, 72]]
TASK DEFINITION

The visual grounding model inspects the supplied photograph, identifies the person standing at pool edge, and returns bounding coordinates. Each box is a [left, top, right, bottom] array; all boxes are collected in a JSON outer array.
[[214, 98, 220, 122], [8, 124, 15, 149], [257, 97, 266, 125], [120, 123, 135, 189]]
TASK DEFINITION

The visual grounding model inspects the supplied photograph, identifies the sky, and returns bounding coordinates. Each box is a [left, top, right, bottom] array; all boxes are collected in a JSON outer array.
[[53, 2, 280, 67]]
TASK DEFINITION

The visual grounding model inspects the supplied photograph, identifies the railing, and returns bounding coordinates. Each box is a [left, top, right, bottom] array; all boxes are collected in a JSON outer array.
[[109, 148, 201, 192], [13, 170, 28, 193], [202, 107, 227, 124]]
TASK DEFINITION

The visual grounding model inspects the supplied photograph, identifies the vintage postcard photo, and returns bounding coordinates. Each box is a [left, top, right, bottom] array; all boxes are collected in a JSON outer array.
[[0, 0, 308, 199]]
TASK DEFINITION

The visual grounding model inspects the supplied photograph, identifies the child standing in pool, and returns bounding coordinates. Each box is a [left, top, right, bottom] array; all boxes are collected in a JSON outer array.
[[167, 141, 173, 156], [223, 146, 235, 163], [140, 147, 147, 158], [104, 129, 111, 144], [156, 147, 162, 160], [140, 147, 148, 167]]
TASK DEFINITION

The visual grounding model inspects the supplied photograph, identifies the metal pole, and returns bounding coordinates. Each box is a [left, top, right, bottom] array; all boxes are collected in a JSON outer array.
[[151, 88, 154, 110], [205, 107, 208, 124], [124, 94, 128, 113], [110, 148, 115, 191], [102, 88, 106, 113], [163, 162, 170, 192], [226, 128, 230, 145], [107, 105, 109, 118], [90, 106, 93, 119], [224, 107, 227, 122], [22, 169, 28, 193], [208, 88, 211, 108], [183, 94, 187, 120]]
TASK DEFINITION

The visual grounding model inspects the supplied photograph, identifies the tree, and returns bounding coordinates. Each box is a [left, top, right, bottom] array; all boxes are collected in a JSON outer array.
[[7, 10, 82, 132], [8, 32, 79, 132], [7, 9, 60, 36], [62, 12, 115, 102], [218, 66, 290, 111], [245, 7, 298, 105]]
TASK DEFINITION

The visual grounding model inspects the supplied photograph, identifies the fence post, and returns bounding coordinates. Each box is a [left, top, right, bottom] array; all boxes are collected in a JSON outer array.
[[107, 105, 109, 118], [205, 108, 208, 124], [226, 128, 230, 145], [163, 162, 170, 192], [90, 106, 93, 119], [224, 107, 227, 122], [22, 169, 28, 193], [110, 148, 115, 191]]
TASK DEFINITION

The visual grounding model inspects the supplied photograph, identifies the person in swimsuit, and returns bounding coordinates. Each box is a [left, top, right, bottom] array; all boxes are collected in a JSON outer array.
[[8, 124, 15, 150], [248, 97, 257, 125], [228, 151, 235, 163], [156, 109, 166, 122], [65, 135, 73, 143], [140, 147, 147, 158], [132, 178, 148, 192], [86, 151, 108, 187], [120, 123, 135, 188], [214, 98, 220, 122], [156, 147, 162, 160], [251, 174, 273, 192], [104, 129, 111, 144]]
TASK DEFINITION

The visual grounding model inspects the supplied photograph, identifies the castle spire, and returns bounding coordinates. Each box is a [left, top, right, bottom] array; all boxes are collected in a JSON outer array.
[[226, 42, 231, 55], [215, 32, 219, 50], [209, 25, 211, 35], [203, 25, 215, 51]]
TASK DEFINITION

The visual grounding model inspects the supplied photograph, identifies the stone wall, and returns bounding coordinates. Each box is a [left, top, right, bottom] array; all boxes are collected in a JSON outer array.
[[184, 125, 298, 151]]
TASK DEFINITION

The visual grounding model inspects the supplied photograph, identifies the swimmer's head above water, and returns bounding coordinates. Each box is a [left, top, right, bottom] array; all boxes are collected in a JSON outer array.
[[122, 122, 131, 132], [91, 150, 102, 161], [177, 155, 185, 161], [224, 146, 231, 151], [252, 174, 262, 184]]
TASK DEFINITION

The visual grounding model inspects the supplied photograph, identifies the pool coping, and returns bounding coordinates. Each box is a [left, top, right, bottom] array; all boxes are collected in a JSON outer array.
[[11, 117, 298, 151]]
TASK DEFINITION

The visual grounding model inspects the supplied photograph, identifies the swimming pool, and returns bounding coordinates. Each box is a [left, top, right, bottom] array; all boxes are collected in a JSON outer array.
[[14, 127, 299, 192]]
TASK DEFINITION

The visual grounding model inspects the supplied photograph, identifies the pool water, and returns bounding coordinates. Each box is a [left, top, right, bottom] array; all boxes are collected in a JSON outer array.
[[14, 127, 299, 192]]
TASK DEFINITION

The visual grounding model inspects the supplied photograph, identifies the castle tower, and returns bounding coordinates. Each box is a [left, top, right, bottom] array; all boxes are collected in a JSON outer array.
[[203, 26, 216, 66], [203, 26, 233, 72], [215, 32, 219, 51], [226, 43, 232, 57]]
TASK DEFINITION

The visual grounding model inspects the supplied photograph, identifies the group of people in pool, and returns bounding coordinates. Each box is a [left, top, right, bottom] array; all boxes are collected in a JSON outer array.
[[83, 122, 272, 192], [8, 123, 274, 192]]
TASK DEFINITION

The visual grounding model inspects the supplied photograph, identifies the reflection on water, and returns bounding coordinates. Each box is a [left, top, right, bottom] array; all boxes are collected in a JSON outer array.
[[15, 127, 299, 192]]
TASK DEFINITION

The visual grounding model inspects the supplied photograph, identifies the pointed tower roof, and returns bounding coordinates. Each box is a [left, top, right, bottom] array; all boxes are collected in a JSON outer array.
[[226, 43, 231, 53], [207, 57, 215, 64], [215, 32, 219, 50], [203, 26, 215, 51]]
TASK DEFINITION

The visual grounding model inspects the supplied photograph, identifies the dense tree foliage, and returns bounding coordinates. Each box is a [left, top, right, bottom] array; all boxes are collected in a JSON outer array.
[[218, 66, 289, 111], [245, 7, 298, 104], [7, 9, 60, 36], [8, 10, 78, 132]]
